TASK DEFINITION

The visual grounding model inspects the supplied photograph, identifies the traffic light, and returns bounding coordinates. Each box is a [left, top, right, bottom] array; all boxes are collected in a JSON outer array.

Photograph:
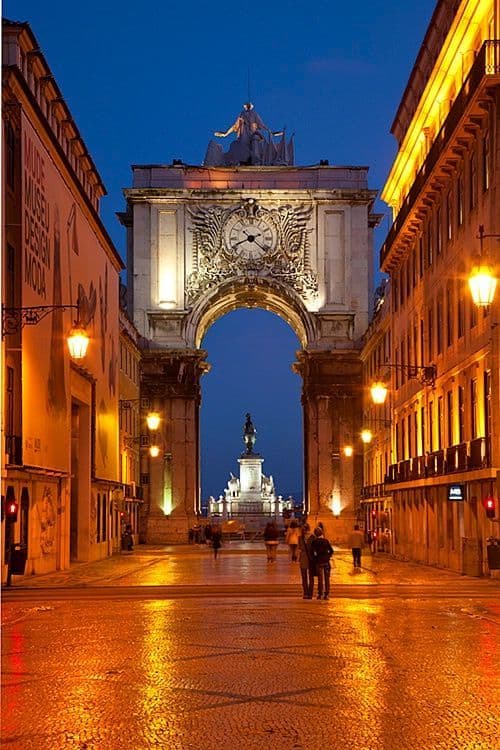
[[6, 500, 18, 522], [485, 497, 495, 520]]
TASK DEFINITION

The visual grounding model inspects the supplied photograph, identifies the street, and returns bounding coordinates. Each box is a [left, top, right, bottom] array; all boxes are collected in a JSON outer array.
[[2, 545, 499, 749]]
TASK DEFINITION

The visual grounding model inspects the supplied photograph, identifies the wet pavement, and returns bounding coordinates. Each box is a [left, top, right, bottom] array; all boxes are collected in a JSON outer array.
[[2, 544, 499, 749]]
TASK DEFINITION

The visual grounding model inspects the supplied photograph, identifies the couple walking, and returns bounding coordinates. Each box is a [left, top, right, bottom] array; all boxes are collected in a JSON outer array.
[[298, 524, 334, 600]]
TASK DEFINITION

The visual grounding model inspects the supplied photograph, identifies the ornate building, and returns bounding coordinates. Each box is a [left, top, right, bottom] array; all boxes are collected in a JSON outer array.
[[121, 102, 381, 543], [1, 21, 123, 580], [369, 0, 500, 574]]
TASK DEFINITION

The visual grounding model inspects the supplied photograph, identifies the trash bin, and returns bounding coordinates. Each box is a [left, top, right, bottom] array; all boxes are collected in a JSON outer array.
[[486, 539, 500, 570], [10, 544, 27, 575]]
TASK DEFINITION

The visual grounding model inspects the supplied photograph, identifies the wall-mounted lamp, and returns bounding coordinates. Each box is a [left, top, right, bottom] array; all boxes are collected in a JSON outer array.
[[149, 445, 160, 458], [468, 225, 499, 308], [2, 301, 90, 360], [343, 445, 354, 457], [369, 363, 436, 403]]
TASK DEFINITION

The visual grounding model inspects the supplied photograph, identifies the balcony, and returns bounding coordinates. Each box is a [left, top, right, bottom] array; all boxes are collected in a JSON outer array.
[[123, 482, 144, 501], [381, 40, 500, 269], [383, 437, 491, 484], [468, 436, 489, 469], [5, 435, 22, 465]]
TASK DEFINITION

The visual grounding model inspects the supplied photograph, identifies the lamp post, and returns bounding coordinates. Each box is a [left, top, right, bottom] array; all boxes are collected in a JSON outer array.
[[2, 301, 90, 360]]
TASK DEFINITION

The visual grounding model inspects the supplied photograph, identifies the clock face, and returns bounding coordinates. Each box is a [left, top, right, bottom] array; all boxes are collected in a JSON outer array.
[[225, 216, 277, 260]]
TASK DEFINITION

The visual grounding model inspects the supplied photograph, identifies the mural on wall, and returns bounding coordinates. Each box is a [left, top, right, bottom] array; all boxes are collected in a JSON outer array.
[[36, 485, 56, 555], [21, 114, 119, 480]]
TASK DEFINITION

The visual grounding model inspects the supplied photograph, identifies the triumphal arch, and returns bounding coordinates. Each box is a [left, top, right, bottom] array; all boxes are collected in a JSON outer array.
[[121, 104, 380, 542]]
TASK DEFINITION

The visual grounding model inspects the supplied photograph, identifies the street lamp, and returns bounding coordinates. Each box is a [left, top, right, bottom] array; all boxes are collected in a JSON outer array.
[[369, 363, 436, 404], [146, 412, 161, 431], [2, 301, 90, 360], [468, 225, 499, 308]]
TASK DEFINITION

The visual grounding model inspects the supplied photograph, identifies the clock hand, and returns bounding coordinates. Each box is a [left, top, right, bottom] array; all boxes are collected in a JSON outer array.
[[253, 239, 268, 251], [242, 230, 261, 239], [231, 238, 248, 248]]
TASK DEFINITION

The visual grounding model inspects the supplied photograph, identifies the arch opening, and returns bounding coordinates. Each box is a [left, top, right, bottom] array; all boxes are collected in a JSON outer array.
[[200, 307, 304, 522]]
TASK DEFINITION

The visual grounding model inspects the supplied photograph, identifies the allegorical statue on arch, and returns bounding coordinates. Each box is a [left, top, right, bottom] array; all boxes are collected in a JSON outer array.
[[204, 102, 294, 167]]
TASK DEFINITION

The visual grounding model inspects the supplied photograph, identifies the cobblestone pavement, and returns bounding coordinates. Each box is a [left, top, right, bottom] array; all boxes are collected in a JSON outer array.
[[2, 545, 499, 749]]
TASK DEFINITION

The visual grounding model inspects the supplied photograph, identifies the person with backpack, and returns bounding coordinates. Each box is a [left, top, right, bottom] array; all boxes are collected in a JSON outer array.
[[311, 526, 334, 600]]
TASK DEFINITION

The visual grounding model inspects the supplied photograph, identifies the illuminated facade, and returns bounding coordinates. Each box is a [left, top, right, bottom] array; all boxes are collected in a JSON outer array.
[[122, 154, 380, 543], [1, 21, 123, 580], [118, 305, 144, 544], [371, 0, 500, 574]]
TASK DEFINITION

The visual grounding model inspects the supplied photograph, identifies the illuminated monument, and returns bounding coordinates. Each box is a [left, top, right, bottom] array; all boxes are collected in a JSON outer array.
[[123, 99, 379, 544], [208, 414, 291, 525]]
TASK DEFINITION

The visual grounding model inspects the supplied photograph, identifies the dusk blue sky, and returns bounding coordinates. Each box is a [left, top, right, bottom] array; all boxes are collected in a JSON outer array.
[[6, 0, 437, 501]]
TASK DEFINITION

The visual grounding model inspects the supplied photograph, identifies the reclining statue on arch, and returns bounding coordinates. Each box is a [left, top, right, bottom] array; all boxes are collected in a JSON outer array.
[[204, 102, 294, 167]]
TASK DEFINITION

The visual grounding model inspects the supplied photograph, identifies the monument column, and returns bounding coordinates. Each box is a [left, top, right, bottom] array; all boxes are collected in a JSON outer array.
[[294, 350, 363, 544], [141, 349, 210, 543]]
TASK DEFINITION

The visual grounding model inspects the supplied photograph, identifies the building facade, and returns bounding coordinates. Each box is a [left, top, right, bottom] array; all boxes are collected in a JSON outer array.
[[1, 21, 123, 581], [373, 0, 500, 574]]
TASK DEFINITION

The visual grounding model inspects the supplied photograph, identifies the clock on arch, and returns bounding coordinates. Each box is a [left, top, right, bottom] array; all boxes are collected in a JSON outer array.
[[224, 212, 278, 261]]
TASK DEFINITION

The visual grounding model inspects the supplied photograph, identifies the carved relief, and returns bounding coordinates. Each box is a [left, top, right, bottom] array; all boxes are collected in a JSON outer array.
[[186, 200, 318, 303]]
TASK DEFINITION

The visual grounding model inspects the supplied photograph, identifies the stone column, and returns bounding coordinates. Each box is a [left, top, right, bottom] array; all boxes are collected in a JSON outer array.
[[141, 349, 210, 543], [293, 350, 363, 544]]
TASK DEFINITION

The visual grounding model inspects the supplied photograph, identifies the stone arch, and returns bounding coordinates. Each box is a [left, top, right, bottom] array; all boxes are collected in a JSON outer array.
[[183, 276, 317, 350]]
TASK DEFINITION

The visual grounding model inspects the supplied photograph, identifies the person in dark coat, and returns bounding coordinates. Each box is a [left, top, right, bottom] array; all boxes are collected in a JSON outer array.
[[298, 523, 315, 598], [311, 526, 334, 599], [211, 525, 222, 560], [263, 521, 279, 562]]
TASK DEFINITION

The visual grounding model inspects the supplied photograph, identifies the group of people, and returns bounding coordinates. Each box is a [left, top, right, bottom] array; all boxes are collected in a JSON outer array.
[[298, 524, 334, 599]]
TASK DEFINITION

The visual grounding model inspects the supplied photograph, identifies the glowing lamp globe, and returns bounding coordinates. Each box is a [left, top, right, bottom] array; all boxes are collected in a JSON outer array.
[[67, 324, 89, 360], [149, 445, 160, 458], [468, 264, 497, 307], [361, 429, 373, 444], [146, 412, 161, 431], [370, 381, 388, 405]]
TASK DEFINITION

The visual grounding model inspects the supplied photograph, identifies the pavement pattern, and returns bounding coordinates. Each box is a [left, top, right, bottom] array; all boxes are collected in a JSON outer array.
[[2, 543, 499, 750]]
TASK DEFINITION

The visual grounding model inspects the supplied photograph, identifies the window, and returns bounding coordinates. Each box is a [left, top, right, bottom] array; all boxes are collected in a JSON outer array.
[[470, 295, 478, 328], [458, 386, 465, 443], [6, 367, 14, 437], [484, 370, 492, 438], [420, 319, 425, 365], [426, 220, 433, 266], [446, 285, 453, 347], [447, 390, 453, 446], [469, 151, 477, 210], [457, 281, 465, 338], [436, 206, 442, 256], [436, 295, 443, 354], [482, 132, 490, 192], [427, 308, 434, 361], [446, 191, 453, 241], [413, 411, 418, 458], [97, 494, 101, 543], [428, 401, 434, 453], [470, 378, 478, 439], [6, 122, 15, 189], [457, 172, 464, 226], [437, 397, 444, 450], [420, 406, 425, 456], [401, 418, 406, 460], [407, 414, 412, 458], [419, 237, 424, 278]]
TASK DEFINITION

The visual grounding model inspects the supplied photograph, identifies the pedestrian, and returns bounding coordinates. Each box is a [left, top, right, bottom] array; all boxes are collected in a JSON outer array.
[[205, 522, 213, 544], [347, 524, 365, 568], [211, 524, 222, 560], [298, 523, 315, 598], [285, 520, 300, 561], [311, 526, 334, 600], [263, 521, 279, 562]]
